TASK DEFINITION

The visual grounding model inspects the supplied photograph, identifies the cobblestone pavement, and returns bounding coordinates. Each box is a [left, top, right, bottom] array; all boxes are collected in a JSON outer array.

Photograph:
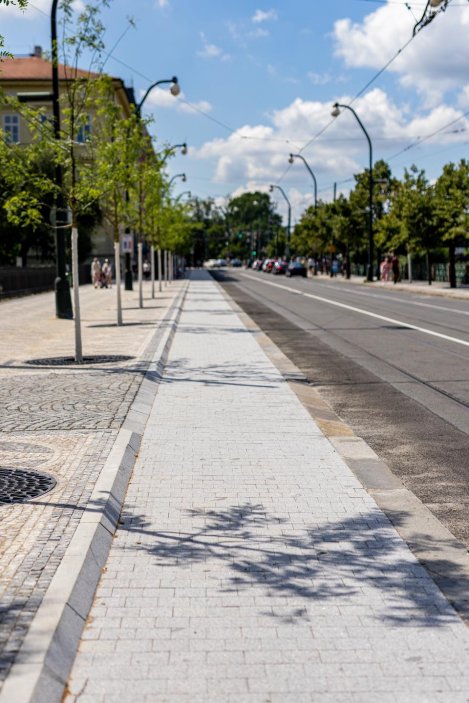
[[0, 281, 182, 690], [67, 273, 469, 703]]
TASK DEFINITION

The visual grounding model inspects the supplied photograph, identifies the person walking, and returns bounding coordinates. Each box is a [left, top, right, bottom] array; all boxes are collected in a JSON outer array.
[[102, 259, 112, 289], [91, 258, 101, 289]]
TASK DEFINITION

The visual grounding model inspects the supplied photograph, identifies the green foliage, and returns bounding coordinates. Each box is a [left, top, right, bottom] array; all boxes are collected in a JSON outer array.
[[433, 160, 469, 243]]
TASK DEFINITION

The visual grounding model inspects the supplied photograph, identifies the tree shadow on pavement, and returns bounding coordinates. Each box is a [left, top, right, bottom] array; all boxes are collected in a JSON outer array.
[[117, 501, 467, 627]]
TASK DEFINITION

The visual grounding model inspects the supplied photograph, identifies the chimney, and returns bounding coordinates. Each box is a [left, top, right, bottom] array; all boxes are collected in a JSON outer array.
[[33, 46, 42, 58]]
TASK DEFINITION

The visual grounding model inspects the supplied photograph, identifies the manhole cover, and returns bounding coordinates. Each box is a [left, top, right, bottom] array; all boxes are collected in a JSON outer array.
[[0, 468, 56, 504], [25, 355, 133, 367]]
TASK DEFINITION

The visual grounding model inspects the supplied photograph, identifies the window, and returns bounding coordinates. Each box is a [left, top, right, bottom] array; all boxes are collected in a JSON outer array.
[[76, 114, 92, 144], [3, 114, 19, 143]]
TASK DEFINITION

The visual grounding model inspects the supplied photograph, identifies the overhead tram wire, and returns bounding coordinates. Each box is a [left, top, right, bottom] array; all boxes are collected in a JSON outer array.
[[276, 0, 459, 186]]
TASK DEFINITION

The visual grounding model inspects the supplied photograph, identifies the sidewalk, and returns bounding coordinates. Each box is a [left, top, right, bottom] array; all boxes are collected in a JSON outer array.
[[0, 280, 185, 694], [62, 271, 469, 703], [311, 273, 469, 299]]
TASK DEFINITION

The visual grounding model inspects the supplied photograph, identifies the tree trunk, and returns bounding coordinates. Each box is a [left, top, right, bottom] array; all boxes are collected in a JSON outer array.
[[151, 245, 155, 299], [448, 242, 456, 288], [407, 251, 412, 283], [164, 250, 168, 287], [71, 226, 83, 362], [138, 241, 143, 308], [115, 239, 122, 326], [158, 248, 162, 293], [427, 251, 432, 286]]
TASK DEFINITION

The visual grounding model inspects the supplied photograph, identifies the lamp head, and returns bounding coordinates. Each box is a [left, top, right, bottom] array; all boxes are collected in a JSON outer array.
[[182, 173, 187, 183], [181, 142, 188, 155], [331, 103, 341, 118], [170, 77, 180, 96], [269, 185, 274, 193]]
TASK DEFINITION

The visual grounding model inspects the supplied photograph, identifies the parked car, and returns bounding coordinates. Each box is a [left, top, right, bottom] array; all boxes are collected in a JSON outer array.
[[215, 259, 227, 267], [230, 258, 242, 267], [272, 260, 289, 275], [286, 261, 307, 278], [263, 259, 276, 273], [251, 259, 263, 270]]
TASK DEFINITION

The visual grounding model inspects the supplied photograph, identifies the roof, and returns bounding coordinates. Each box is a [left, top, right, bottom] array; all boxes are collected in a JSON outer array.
[[0, 56, 108, 81]]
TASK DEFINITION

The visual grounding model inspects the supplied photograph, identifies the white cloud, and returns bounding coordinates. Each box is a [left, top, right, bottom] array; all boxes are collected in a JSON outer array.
[[333, 1, 469, 104], [248, 28, 269, 39], [191, 90, 469, 207], [155, 0, 169, 6], [197, 32, 230, 61], [252, 9, 278, 23], [308, 72, 332, 86]]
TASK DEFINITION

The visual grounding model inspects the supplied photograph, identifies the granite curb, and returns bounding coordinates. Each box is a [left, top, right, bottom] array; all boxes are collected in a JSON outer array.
[[0, 281, 189, 703], [215, 278, 469, 626]]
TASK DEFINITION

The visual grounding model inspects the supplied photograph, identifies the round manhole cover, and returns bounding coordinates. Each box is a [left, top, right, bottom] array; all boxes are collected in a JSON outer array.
[[0, 468, 57, 504], [25, 355, 133, 367]]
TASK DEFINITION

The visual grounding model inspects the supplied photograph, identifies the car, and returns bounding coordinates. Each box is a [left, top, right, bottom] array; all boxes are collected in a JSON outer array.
[[286, 261, 307, 278], [252, 259, 264, 271], [272, 260, 288, 275], [215, 258, 227, 267], [230, 258, 242, 267], [263, 259, 276, 273]]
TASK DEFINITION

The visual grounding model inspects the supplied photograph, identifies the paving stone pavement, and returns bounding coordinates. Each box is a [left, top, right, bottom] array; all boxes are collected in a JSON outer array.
[[0, 281, 183, 690], [66, 272, 469, 703]]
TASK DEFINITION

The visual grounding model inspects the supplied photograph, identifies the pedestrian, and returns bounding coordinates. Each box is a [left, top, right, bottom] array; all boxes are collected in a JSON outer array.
[[381, 256, 391, 282], [143, 260, 150, 280], [391, 254, 400, 284], [91, 257, 101, 289], [102, 259, 112, 288]]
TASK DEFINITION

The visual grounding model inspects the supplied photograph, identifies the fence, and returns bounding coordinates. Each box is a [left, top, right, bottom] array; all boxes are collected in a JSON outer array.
[[0, 265, 91, 299]]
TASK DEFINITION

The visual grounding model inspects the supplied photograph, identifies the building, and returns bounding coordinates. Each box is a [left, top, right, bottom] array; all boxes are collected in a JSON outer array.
[[0, 46, 138, 260]]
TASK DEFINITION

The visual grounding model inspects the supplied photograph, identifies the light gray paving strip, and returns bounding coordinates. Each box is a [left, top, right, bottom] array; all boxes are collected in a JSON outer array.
[[67, 272, 469, 703]]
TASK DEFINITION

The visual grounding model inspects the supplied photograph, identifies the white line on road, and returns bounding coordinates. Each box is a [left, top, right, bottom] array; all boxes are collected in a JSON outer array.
[[239, 272, 469, 349]]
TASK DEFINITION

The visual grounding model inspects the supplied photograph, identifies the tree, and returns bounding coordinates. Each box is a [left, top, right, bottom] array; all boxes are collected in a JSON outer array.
[[376, 165, 438, 284], [90, 76, 145, 324], [225, 191, 281, 260], [434, 160, 469, 287]]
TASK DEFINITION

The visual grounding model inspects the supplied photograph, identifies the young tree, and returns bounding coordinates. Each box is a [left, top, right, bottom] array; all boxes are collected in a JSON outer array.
[[90, 77, 144, 324]]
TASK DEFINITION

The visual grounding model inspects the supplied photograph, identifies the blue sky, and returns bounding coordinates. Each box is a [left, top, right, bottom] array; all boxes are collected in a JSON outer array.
[[1, 0, 469, 221]]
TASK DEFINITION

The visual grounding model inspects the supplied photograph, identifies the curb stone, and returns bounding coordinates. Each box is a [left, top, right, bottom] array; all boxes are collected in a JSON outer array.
[[215, 278, 469, 626], [0, 281, 189, 703]]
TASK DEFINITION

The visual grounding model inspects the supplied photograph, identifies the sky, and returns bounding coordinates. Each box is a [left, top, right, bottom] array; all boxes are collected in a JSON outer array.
[[1, 0, 469, 222]]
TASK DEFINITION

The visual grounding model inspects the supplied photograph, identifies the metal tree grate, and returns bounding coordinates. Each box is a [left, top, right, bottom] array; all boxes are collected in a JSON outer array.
[[0, 468, 57, 504], [26, 355, 133, 367]]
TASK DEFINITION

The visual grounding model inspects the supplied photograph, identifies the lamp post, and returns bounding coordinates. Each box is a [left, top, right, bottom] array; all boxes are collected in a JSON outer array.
[[331, 102, 374, 282], [288, 153, 318, 208], [269, 184, 291, 259], [125, 77, 181, 291], [169, 173, 187, 188], [51, 0, 73, 318]]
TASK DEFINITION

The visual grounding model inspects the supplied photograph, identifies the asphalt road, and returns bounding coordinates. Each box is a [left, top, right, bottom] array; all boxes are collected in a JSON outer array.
[[212, 268, 469, 548]]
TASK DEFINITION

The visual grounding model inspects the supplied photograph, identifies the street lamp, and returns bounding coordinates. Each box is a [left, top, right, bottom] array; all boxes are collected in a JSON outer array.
[[169, 173, 187, 187], [124, 76, 181, 291], [413, 0, 446, 35], [135, 77, 180, 117], [288, 153, 318, 208], [331, 102, 374, 282], [51, 0, 73, 318], [269, 184, 291, 259]]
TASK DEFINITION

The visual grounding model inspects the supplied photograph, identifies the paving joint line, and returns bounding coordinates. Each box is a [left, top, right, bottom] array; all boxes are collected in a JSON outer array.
[[214, 277, 469, 627], [0, 280, 189, 703]]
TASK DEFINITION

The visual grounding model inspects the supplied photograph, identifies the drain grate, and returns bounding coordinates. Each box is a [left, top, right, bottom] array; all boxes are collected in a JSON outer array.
[[26, 354, 133, 367], [0, 468, 56, 504]]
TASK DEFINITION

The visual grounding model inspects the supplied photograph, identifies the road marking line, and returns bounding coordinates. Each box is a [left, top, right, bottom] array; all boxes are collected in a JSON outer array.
[[239, 272, 469, 349]]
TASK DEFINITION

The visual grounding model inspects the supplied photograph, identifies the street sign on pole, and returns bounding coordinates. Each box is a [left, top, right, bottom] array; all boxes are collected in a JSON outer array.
[[122, 234, 134, 254]]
